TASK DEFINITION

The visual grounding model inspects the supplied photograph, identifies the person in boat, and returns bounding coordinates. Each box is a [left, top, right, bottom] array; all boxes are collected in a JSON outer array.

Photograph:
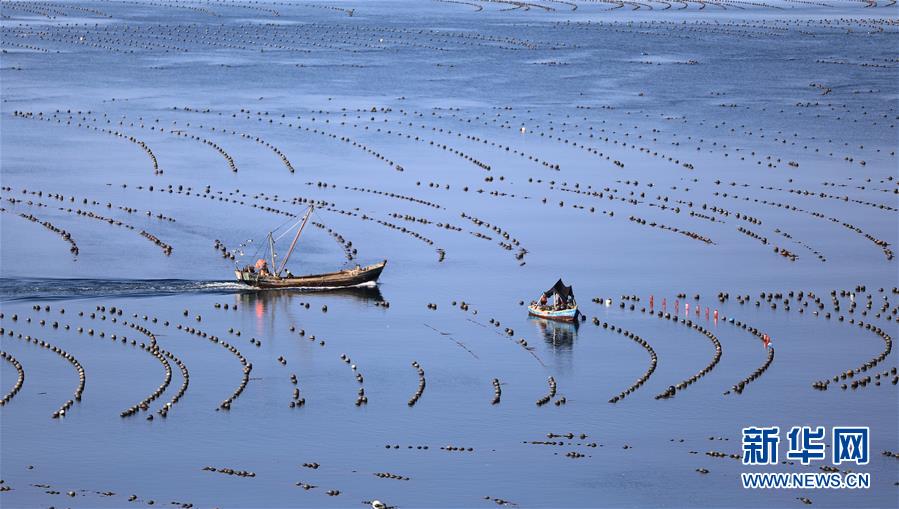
[[255, 258, 269, 277], [545, 279, 576, 310]]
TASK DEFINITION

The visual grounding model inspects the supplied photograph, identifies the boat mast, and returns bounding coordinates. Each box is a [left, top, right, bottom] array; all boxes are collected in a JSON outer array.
[[269, 232, 276, 273], [276, 205, 313, 276]]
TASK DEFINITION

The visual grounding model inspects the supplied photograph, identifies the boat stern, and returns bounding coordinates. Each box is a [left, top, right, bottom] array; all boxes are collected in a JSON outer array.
[[235, 269, 257, 285]]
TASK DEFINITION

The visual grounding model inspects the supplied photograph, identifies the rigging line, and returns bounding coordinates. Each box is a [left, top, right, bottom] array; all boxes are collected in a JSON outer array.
[[269, 214, 299, 236], [273, 216, 305, 242], [239, 211, 303, 264], [243, 234, 268, 263], [249, 241, 264, 261]]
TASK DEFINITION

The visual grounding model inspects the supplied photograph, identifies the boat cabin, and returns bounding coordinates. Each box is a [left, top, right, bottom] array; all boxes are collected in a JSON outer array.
[[539, 279, 576, 310]]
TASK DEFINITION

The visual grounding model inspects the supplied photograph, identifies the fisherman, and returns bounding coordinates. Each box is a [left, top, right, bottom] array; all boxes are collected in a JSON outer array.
[[540, 294, 548, 307]]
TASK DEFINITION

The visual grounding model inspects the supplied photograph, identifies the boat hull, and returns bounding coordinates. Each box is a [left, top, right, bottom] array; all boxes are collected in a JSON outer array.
[[235, 261, 386, 289], [528, 304, 579, 322]]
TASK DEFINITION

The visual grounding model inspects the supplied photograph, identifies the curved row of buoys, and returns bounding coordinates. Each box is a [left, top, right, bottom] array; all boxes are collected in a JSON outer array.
[[92, 306, 189, 418], [0, 327, 84, 418], [629, 215, 715, 244], [0, 350, 25, 405], [535, 376, 557, 406], [373, 471, 410, 481], [213, 239, 237, 261], [388, 107, 561, 170], [310, 221, 355, 261], [11, 110, 162, 174], [310, 180, 443, 209], [461, 212, 527, 264], [812, 318, 892, 390], [118, 316, 172, 418], [202, 466, 255, 477], [1, 206, 79, 256], [289, 372, 305, 408], [4, 187, 175, 256], [592, 318, 658, 402], [625, 307, 722, 399], [340, 353, 368, 406], [8, 186, 176, 223], [407, 361, 426, 406], [174, 318, 251, 410], [717, 315, 775, 395], [720, 286, 895, 392]]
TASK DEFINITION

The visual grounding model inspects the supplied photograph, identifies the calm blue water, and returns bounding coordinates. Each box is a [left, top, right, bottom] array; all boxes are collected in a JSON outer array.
[[1, 1, 897, 507]]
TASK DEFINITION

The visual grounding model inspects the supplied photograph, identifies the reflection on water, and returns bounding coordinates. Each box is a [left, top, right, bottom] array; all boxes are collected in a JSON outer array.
[[532, 316, 578, 351], [236, 285, 386, 338], [236, 284, 385, 313]]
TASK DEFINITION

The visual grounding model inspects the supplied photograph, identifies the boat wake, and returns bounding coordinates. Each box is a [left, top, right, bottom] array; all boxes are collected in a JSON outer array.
[[0, 278, 248, 301]]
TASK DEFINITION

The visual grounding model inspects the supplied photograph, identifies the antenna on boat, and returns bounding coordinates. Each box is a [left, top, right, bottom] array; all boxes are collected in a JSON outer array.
[[275, 205, 314, 277]]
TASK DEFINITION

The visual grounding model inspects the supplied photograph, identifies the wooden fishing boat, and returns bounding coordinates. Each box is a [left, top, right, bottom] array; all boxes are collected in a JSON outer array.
[[527, 304, 579, 322], [235, 260, 386, 289], [528, 279, 579, 322], [234, 205, 387, 290]]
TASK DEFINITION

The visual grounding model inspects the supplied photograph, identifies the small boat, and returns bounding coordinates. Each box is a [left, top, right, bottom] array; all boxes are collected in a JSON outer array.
[[528, 279, 579, 322], [235, 205, 386, 290]]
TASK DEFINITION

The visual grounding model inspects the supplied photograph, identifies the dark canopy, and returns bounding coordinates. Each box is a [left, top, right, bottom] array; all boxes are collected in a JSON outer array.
[[544, 279, 574, 302]]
